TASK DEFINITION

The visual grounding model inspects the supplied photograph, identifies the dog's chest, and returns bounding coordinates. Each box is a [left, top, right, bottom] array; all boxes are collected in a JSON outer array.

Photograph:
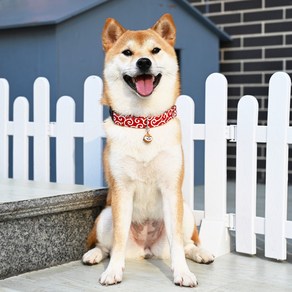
[[104, 118, 183, 221], [104, 117, 182, 174], [132, 179, 162, 222]]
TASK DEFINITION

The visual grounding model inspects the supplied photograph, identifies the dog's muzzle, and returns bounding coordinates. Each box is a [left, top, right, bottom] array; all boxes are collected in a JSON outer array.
[[123, 58, 162, 97]]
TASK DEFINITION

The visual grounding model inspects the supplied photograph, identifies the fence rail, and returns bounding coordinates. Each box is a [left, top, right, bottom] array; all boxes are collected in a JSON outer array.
[[0, 72, 291, 260]]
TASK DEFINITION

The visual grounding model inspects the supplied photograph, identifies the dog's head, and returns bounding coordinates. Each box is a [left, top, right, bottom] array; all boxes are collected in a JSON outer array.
[[102, 14, 179, 115]]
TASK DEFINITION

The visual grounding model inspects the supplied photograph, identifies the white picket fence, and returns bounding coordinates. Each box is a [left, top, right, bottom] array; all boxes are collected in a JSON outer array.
[[0, 76, 104, 186], [0, 72, 292, 261]]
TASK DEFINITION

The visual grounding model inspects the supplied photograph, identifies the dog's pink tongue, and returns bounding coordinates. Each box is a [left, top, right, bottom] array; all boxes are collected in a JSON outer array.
[[135, 75, 154, 96]]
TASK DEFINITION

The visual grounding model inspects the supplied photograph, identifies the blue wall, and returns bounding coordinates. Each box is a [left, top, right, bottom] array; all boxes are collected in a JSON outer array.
[[0, 26, 57, 121], [0, 0, 221, 185]]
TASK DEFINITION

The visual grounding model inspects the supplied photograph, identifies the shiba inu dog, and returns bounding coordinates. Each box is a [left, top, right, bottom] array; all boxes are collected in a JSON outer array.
[[82, 14, 214, 287]]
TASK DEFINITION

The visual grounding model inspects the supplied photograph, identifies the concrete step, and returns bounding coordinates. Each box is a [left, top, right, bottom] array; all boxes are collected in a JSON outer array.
[[1, 253, 292, 291], [0, 179, 106, 279]]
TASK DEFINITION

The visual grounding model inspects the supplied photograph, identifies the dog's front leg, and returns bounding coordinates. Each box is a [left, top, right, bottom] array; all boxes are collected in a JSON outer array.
[[99, 185, 133, 285], [161, 188, 198, 287]]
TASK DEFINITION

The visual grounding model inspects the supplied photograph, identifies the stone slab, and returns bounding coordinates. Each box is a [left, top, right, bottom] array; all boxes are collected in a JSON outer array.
[[0, 178, 95, 203], [0, 180, 107, 279]]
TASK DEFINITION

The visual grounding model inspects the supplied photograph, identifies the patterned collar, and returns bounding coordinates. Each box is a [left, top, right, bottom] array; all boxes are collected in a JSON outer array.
[[109, 105, 177, 129], [109, 105, 177, 143]]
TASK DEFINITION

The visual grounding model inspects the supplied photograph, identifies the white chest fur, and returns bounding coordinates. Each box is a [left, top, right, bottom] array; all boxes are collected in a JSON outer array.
[[104, 117, 183, 223]]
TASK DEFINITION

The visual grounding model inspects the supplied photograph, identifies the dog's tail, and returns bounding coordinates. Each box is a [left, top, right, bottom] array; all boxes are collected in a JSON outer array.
[[86, 219, 98, 250], [191, 224, 200, 246]]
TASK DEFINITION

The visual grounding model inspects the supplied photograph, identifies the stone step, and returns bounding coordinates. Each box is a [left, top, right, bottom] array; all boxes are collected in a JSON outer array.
[[0, 179, 106, 279]]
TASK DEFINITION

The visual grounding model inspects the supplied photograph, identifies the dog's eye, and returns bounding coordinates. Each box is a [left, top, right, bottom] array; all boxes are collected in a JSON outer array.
[[152, 47, 161, 54], [122, 49, 133, 56]]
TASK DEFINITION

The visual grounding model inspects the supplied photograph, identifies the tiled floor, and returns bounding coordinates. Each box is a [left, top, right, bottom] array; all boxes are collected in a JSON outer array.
[[1, 252, 292, 292]]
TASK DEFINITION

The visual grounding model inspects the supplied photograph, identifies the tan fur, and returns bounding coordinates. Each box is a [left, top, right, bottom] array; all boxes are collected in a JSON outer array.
[[102, 141, 113, 206], [191, 225, 200, 246], [82, 14, 214, 287], [86, 218, 98, 249], [151, 14, 176, 46], [102, 18, 126, 52]]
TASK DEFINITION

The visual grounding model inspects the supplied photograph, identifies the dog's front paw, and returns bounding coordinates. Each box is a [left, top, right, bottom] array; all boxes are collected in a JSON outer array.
[[173, 270, 198, 287], [192, 247, 215, 264], [99, 266, 123, 285]]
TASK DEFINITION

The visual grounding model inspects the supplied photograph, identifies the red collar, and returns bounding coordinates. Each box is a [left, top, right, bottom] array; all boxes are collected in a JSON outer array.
[[109, 105, 177, 129]]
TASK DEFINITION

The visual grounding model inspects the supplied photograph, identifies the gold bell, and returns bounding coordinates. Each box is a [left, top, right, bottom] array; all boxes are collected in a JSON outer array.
[[143, 132, 153, 143]]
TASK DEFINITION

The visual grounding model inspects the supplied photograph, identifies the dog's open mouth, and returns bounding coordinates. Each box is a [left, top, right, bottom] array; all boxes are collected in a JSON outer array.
[[123, 74, 162, 97]]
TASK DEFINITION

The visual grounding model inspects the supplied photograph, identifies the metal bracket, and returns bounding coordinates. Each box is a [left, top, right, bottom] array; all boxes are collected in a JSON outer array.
[[226, 125, 237, 142]]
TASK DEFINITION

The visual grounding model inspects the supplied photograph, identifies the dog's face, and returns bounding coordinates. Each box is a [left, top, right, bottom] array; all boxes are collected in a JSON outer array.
[[102, 14, 179, 114]]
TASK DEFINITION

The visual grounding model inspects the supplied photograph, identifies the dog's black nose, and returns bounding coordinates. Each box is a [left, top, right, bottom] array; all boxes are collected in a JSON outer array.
[[137, 58, 152, 72]]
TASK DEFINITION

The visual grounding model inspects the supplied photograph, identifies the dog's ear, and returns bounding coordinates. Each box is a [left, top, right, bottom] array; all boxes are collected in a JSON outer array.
[[102, 18, 126, 51], [151, 14, 176, 46]]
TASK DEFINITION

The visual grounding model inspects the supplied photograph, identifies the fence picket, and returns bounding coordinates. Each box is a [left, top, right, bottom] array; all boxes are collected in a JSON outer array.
[[56, 96, 75, 184], [204, 73, 228, 220], [33, 77, 50, 182], [0, 79, 9, 179], [83, 76, 104, 188], [177, 95, 195, 208], [13, 97, 29, 180], [199, 73, 230, 257], [265, 72, 291, 260], [236, 95, 258, 255]]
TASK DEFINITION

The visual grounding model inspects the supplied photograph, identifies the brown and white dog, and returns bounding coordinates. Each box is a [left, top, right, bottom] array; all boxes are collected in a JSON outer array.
[[82, 14, 214, 287]]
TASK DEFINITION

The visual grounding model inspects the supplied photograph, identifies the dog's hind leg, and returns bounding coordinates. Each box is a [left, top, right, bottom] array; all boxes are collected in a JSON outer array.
[[183, 203, 215, 264], [82, 207, 113, 265], [82, 246, 109, 265], [184, 243, 215, 264]]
